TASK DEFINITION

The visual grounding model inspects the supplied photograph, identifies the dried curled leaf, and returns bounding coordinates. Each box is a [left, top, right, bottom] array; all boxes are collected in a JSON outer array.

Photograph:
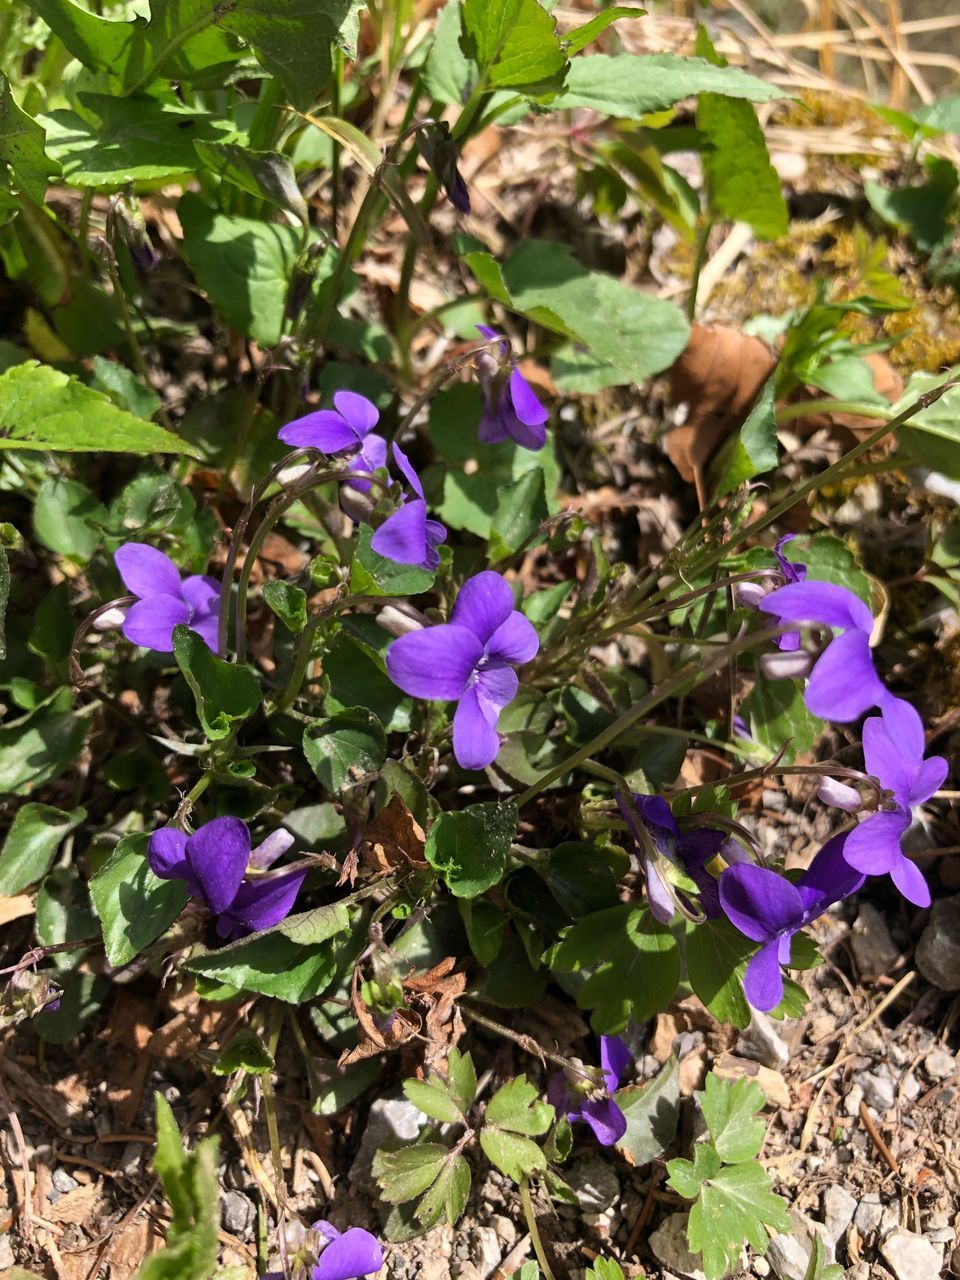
[[360, 793, 428, 873], [339, 956, 467, 1068], [666, 323, 777, 489]]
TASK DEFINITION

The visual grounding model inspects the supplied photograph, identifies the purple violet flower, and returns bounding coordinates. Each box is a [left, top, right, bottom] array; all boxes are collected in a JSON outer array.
[[719, 833, 865, 1012], [616, 793, 726, 922], [148, 817, 305, 940], [115, 543, 221, 655], [370, 443, 447, 571], [278, 391, 387, 492], [417, 122, 470, 214], [385, 570, 539, 770], [312, 1220, 384, 1280], [758, 580, 891, 722], [840, 700, 946, 908], [475, 325, 549, 452], [547, 1035, 630, 1146]]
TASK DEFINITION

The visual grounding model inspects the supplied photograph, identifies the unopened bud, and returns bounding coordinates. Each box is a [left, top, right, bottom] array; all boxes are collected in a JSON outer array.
[[376, 605, 425, 637], [816, 777, 862, 812], [759, 648, 814, 681], [718, 836, 752, 866], [277, 462, 313, 486], [94, 606, 127, 631], [735, 582, 766, 609]]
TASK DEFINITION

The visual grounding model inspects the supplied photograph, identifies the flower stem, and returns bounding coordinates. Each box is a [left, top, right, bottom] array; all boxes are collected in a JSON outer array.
[[519, 1179, 557, 1280], [268, 588, 346, 716]]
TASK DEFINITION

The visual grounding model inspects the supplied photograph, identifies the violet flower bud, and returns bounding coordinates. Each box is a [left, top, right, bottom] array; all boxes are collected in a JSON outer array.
[[759, 648, 814, 681], [93, 606, 128, 632], [735, 582, 767, 610], [816, 777, 863, 813]]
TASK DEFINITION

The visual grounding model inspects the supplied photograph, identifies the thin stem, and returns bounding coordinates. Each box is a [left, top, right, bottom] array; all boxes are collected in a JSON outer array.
[[268, 588, 346, 715], [687, 216, 715, 322], [520, 1180, 557, 1280], [104, 257, 173, 430], [516, 627, 776, 807]]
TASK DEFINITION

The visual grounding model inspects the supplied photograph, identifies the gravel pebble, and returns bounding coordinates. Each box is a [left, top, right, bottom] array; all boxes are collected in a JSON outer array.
[[648, 1212, 707, 1280], [924, 1048, 957, 1081], [880, 1227, 944, 1280], [915, 897, 960, 991], [52, 1167, 79, 1193]]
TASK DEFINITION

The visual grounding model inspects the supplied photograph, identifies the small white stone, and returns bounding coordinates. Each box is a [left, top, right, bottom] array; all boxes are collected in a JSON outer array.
[[649, 1212, 707, 1280], [820, 1184, 857, 1247], [924, 1048, 956, 1081], [843, 1082, 864, 1116], [880, 1227, 944, 1280], [854, 1193, 884, 1236]]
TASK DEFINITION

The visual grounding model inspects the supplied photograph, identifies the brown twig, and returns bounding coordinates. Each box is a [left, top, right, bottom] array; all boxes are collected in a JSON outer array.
[[858, 1099, 900, 1174]]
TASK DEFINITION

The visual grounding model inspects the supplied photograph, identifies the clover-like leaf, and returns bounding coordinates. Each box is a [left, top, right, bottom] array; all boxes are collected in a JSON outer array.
[[699, 1074, 767, 1164], [373, 1143, 449, 1205]]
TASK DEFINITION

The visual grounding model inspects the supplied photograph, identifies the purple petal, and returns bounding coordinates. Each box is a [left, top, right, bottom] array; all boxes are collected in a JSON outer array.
[[911, 755, 948, 806], [313, 1227, 384, 1280], [187, 608, 221, 655], [645, 858, 676, 924], [122, 594, 190, 651], [181, 574, 220, 616], [485, 611, 540, 665], [507, 367, 548, 427], [451, 571, 516, 644], [476, 324, 509, 358], [147, 827, 195, 891], [348, 434, 388, 493], [862, 715, 915, 806], [314, 1221, 341, 1246], [677, 828, 726, 871], [776, 627, 803, 653], [580, 1096, 627, 1147], [371, 501, 433, 567], [453, 685, 501, 770], [475, 663, 519, 719], [634, 794, 680, 846], [743, 940, 786, 1012], [774, 534, 806, 584], [184, 816, 250, 916], [719, 864, 805, 942], [386, 625, 481, 700], [760, 581, 874, 633], [805, 631, 887, 722], [279, 410, 360, 453], [600, 1035, 631, 1092], [547, 1072, 572, 1115], [333, 391, 379, 439], [842, 811, 910, 876], [425, 519, 447, 558], [391, 442, 424, 500], [879, 695, 925, 756], [501, 399, 547, 451], [477, 401, 509, 444], [799, 832, 865, 906], [889, 855, 931, 908], [115, 542, 182, 600], [217, 869, 306, 938]]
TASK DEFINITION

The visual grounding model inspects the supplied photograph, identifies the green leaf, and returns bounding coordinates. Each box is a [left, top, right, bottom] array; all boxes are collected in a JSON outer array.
[[447, 1047, 478, 1114], [478, 1128, 547, 1182], [791, 533, 871, 604], [89, 833, 189, 967], [502, 239, 689, 387], [893, 366, 960, 478], [35, 866, 98, 969], [865, 159, 958, 254], [563, 7, 645, 55], [32, 477, 106, 561], [373, 1143, 448, 1204], [699, 1073, 766, 1163], [552, 53, 785, 117], [0, 544, 8, 660], [915, 94, 960, 134], [0, 361, 189, 454], [262, 580, 307, 633], [0, 693, 88, 796], [715, 378, 779, 495], [404, 1076, 463, 1125], [460, 898, 508, 964], [91, 356, 162, 419], [803, 1233, 845, 1280], [415, 1152, 471, 1228], [350, 523, 436, 596], [184, 903, 350, 1002], [461, 249, 512, 305], [34, 970, 109, 1044], [699, 90, 787, 239], [0, 802, 86, 895], [488, 466, 547, 560], [40, 94, 235, 187], [424, 0, 474, 106], [424, 802, 518, 898], [0, 72, 58, 219], [303, 707, 387, 793], [615, 1054, 681, 1166], [586, 1261, 628, 1280], [740, 673, 820, 765], [461, 0, 567, 91], [173, 626, 261, 741], [194, 141, 307, 222], [485, 1076, 553, 1134], [549, 904, 680, 1034], [29, 582, 74, 664], [178, 192, 303, 347], [212, 1029, 275, 1076], [220, 0, 366, 110], [665, 1141, 721, 1198], [685, 917, 753, 1029], [684, 1158, 791, 1279], [142, 1094, 220, 1280]]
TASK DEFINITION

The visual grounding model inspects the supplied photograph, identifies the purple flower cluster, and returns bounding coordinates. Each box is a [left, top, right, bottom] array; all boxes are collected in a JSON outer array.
[[148, 817, 305, 940], [263, 1219, 383, 1280]]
